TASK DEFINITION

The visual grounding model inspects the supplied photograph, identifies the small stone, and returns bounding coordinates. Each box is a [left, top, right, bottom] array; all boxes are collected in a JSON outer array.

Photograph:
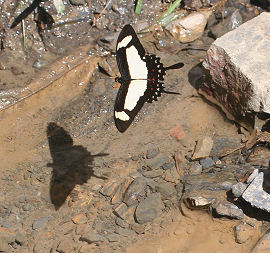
[[22, 203, 31, 211], [80, 232, 106, 244], [114, 203, 136, 223], [106, 233, 121, 242], [199, 157, 215, 169], [115, 227, 135, 237], [145, 154, 169, 170], [130, 223, 145, 234], [123, 177, 148, 206], [57, 239, 73, 253], [115, 217, 129, 229], [234, 223, 253, 244], [192, 136, 214, 160], [100, 180, 119, 197], [166, 11, 211, 43], [185, 196, 216, 209], [142, 169, 163, 178], [69, 0, 85, 5], [155, 182, 177, 200], [232, 182, 247, 198], [146, 149, 159, 159], [32, 217, 50, 230], [215, 202, 244, 219], [76, 224, 87, 235], [111, 177, 133, 204], [189, 162, 203, 175], [162, 162, 174, 171], [246, 169, 259, 184], [135, 193, 164, 224], [72, 213, 87, 224], [61, 221, 74, 235]]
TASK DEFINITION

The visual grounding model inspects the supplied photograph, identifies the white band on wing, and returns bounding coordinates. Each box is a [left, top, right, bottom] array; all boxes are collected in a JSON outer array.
[[115, 111, 130, 121]]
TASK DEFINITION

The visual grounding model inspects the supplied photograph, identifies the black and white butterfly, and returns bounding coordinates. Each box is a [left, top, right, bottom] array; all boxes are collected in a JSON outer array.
[[114, 24, 184, 133]]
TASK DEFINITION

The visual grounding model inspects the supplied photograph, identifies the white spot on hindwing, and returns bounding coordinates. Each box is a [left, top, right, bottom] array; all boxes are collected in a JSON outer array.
[[124, 80, 147, 110], [117, 35, 132, 50], [115, 111, 130, 121]]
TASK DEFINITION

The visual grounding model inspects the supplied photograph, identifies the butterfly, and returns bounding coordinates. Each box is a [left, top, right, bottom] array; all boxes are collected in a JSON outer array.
[[114, 24, 184, 133]]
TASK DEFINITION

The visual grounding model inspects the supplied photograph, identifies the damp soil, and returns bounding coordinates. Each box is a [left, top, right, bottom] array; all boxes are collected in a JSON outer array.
[[0, 0, 266, 252]]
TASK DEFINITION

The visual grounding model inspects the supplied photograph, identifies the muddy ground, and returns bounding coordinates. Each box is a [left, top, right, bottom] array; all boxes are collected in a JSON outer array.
[[0, 0, 269, 252]]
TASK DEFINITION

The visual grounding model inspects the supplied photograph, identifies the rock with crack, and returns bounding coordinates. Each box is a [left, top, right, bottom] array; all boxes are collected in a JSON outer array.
[[200, 12, 270, 129]]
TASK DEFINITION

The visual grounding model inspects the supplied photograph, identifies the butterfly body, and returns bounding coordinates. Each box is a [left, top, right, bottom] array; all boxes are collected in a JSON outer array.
[[114, 24, 184, 133]]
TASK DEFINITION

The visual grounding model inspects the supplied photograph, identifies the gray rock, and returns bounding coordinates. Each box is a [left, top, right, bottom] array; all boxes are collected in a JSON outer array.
[[22, 203, 31, 211], [135, 193, 164, 224], [202, 13, 270, 127], [123, 177, 147, 206], [232, 182, 247, 198], [115, 227, 136, 237], [189, 162, 203, 175], [141, 169, 163, 178], [130, 223, 145, 234], [145, 154, 169, 170], [32, 217, 50, 230], [115, 217, 129, 229], [242, 172, 270, 212], [234, 223, 252, 244], [220, 181, 233, 191], [161, 162, 174, 171], [155, 182, 177, 200], [146, 148, 159, 159], [215, 202, 244, 219], [106, 233, 121, 242], [199, 157, 215, 169], [32, 59, 45, 69], [69, 0, 86, 5], [80, 232, 106, 244]]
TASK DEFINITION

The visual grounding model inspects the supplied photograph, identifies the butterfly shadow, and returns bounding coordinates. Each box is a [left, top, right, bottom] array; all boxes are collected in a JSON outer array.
[[46, 122, 108, 210]]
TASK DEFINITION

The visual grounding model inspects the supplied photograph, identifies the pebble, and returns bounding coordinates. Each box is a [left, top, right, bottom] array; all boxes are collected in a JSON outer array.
[[192, 136, 214, 160], [135, 193, 164, 224], [234, 223, 252, 244], [22, 203, 31, 211], [123, 177, 147, 206], [155, 182, 177, 200], [161, 162, 174, 171], [72, 213, 88, 224], [214, 202, 244, 219], [57, 239, 74, 253], [100, 180, 119, 197], [199, 157, 215, 170], [115, 217, 129, 229], [189, 162, 203, 175], [69, 0, 86, 5], [231, 182, 247, 198], [146, 149, 159, 159], [80, 232, 106, 244], [106, 233, 121, 242], [145, 154, 169, 170], [166, 11, 211, 43], [115, 227, 135, 237], [130, 223, 145, 234], [32, 217, 50, 230]]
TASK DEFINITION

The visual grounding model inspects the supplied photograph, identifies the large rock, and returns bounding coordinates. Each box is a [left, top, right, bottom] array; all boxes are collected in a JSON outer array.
[[201, 12, 270, 129]]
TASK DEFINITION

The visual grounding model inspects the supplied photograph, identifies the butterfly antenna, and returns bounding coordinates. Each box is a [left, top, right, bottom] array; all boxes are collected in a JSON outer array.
[[164, 62, 184, 71]]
